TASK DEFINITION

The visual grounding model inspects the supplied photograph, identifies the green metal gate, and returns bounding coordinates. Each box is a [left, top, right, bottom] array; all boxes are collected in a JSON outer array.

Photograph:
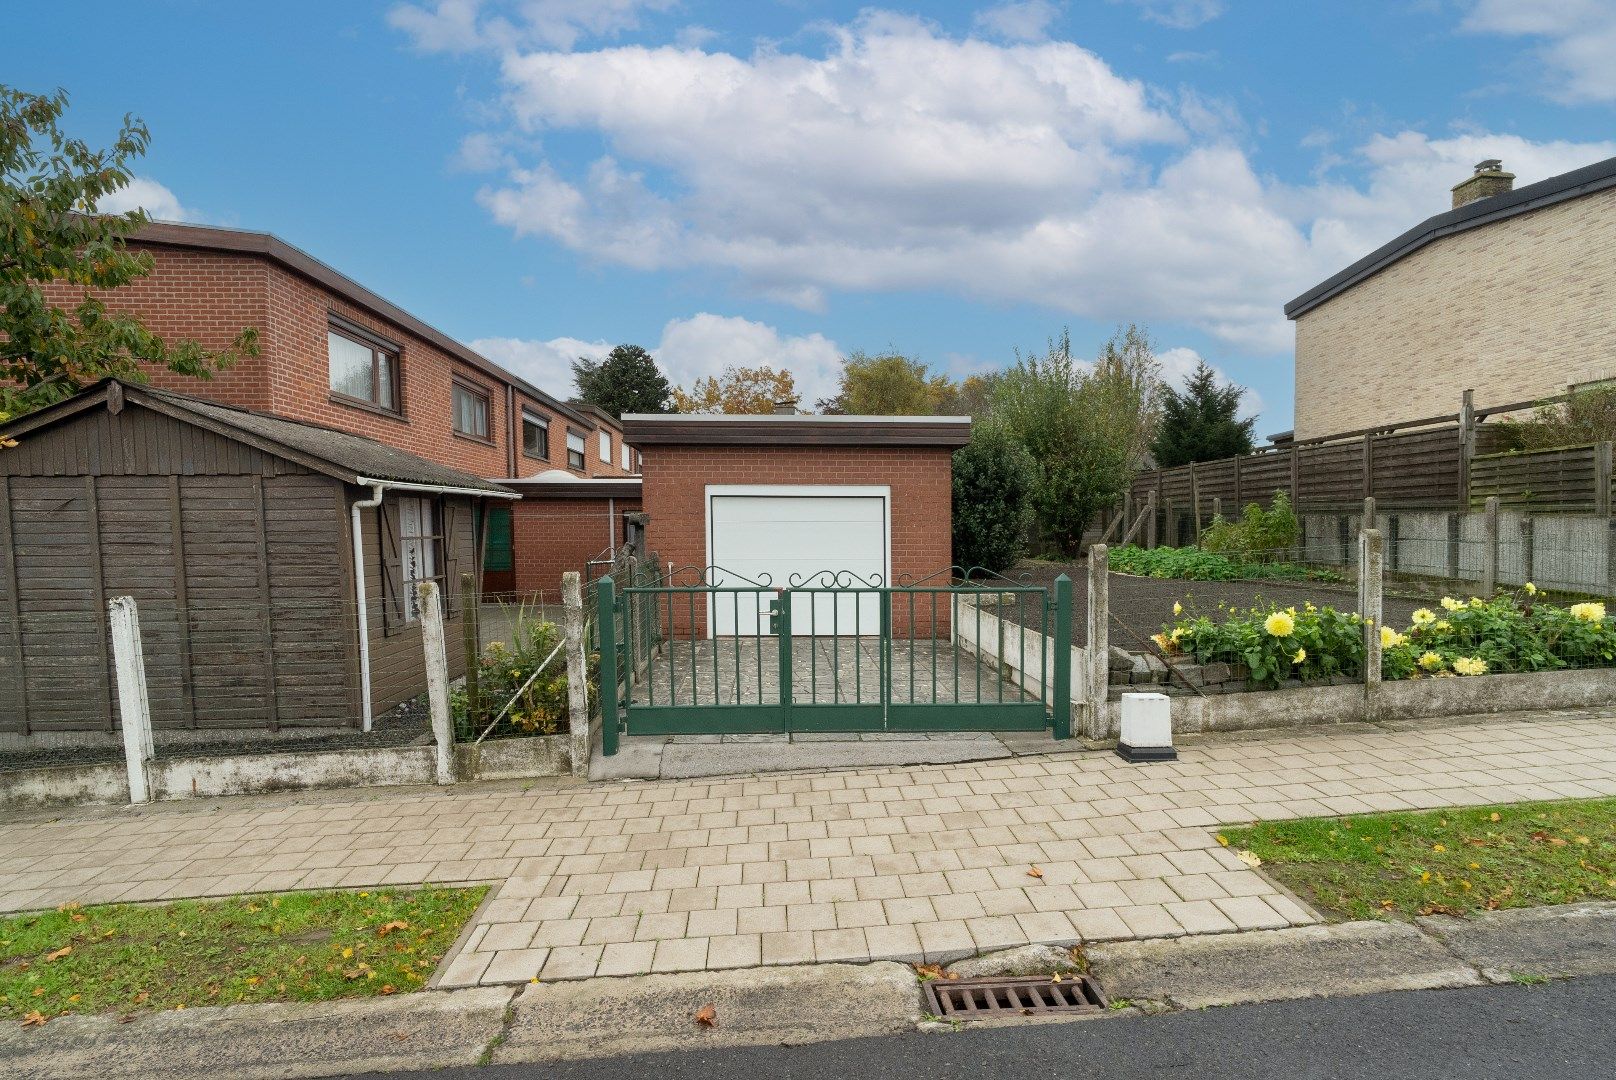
[[595, 569, 1072, 755]]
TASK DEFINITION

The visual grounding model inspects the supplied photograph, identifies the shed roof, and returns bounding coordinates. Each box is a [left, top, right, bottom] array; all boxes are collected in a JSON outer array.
[[1285, 154, 1616, 319], [1, 380, 516, 495], [620, 413, 972, 447]]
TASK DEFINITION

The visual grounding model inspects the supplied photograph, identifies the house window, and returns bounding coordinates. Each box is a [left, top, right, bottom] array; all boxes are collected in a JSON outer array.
[[452, 382, 490, 440], [328, 323, 399, 412], [398, 496, 442, 623], [566, 431, 586, 471], [598, 429, 611, 463], [522, 410, 549, 460], [621, 443, 631, 471]]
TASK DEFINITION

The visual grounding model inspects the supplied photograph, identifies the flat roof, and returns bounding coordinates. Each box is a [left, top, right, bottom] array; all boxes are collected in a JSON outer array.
[[1285, 154, 1616, 319], [130, 221, 595, 430], [620, 413, 972, 447]]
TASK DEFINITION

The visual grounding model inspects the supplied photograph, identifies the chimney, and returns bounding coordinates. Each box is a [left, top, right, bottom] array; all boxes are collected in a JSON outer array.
[[772, 398, 799, 415], [1452, 159, 1515, 209]]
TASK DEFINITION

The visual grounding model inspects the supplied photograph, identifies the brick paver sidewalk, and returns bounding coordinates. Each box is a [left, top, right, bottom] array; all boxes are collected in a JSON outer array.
[[4, 709, 1616, 987]]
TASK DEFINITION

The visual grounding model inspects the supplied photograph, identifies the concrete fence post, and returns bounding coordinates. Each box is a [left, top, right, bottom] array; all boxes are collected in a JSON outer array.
[[562, 571, 590, 777], [1084, 544, 1110, 741], [108, 596, 155, 804], [1482, 496, 1500, 597], [417, 580, 455, 785], [460, 571, 480, 721], [1519, 515, 1535, 590], [1359, 529, 1383, 723]]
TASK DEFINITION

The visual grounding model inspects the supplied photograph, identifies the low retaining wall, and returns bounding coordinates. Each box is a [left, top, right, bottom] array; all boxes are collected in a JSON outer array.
[[954, 597, 1084, 721], [0, 734, 574, 810], [1099, 666, 1616, 738]]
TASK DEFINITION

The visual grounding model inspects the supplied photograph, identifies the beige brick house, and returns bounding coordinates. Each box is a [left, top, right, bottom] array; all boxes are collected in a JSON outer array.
[[1287, 156, 1616, 440]]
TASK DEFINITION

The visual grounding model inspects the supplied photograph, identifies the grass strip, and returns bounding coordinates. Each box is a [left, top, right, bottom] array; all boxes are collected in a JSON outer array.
[[1222, 797, 1616, 922], [1, 884, 488, 1024]]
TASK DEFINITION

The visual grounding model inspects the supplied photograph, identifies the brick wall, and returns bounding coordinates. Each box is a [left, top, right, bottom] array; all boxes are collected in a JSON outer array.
[[640, 444, 954, 635], [43, 242, 637, 481], [511, 495, 643, 602], [1294, 186, 1616, 439]]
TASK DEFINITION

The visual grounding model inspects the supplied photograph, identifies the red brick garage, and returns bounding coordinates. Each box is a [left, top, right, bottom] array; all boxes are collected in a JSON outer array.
[[619, 414, 970, 634]]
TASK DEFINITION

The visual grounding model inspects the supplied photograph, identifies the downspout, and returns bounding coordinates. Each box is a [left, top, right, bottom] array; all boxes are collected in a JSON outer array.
[[608, 497, 616, 555], [352, 483, 386, 732]]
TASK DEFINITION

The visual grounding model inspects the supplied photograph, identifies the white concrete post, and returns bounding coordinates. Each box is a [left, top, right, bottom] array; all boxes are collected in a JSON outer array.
[[1084, 544, 1111, 741], [562, 571, 590, 777], [1482, 496, 1499, 597], [417, 581, 455, 785], [1359, 529, 1384, 723], [108, 596, 155, 804]]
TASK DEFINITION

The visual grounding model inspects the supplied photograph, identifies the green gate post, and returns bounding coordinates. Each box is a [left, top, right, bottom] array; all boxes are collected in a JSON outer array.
[[776, 593, 793, 730], [598, 575, 619, 757], [1051, 574, 1072, 739]]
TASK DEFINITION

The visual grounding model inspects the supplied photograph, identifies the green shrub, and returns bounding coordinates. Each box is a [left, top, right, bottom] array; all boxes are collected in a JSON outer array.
[[1108, 543, 1337, 583], [1199, 491, 1299, 560], [1161, 601, 1365, 688], [453, 606, 594, 740], [952, 426, 1039, 574]]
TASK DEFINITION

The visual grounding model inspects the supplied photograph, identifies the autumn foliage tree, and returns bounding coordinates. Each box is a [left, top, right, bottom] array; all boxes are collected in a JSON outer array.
[[0, 85, 258, 435], [671, 365, 798, 414]]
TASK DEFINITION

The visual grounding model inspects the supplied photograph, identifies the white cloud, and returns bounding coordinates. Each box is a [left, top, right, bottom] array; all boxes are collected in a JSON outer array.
[[1462, 0, 1616, 103], [1115, 0, 1224, 30], [457, 11, 1615, 354], [972, 1, 1060, 42], [472, 314, 844, 406], [96, 177, 199, 222], [389, 0, 677, 53], [1157, 346, 1263, 420]]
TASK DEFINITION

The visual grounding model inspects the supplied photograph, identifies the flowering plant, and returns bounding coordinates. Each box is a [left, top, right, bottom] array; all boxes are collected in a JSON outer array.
[[1163, 600, 1364, 688]]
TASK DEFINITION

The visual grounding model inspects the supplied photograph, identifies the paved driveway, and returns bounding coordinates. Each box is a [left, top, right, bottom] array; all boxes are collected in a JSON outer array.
[[3, 708, 1615, 988]]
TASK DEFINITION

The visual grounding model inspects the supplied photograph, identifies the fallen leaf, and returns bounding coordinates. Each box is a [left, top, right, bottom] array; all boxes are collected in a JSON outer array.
[[21, 1011, 47, 1028], [377, 920, 410, 937], [1215, 835, 1230, 847], [379, 985, 396, 995], [44, 946, 72, 962], [1235, 850, 1262, 869], [694, 1005, 717, 1029], [1051, 973, 1063, 983], [1489, 812, 1501, 822], [1027, 865, 1044, 879], [117, 1014, 136, 1025]]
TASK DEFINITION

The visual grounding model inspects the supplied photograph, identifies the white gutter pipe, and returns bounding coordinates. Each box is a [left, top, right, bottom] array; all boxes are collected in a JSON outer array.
[[349, 476, 519, 733]]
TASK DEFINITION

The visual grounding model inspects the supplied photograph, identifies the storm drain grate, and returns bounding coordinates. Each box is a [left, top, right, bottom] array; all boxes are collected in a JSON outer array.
[[924, 975, 1107, 1020]]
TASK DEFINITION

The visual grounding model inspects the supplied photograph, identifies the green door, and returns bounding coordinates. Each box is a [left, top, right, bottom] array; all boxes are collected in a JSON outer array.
[[481, 506, 512, 572]]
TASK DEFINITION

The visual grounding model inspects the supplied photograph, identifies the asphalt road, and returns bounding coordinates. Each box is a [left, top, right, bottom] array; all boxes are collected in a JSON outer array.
[[360, 976, 1616, 1080]]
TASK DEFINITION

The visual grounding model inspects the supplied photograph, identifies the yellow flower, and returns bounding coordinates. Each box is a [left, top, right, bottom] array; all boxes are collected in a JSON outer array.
[[1468, 597, 1484, 609], [1411, 608, 1436, 627], [1173, 601, 1182, 616], [1264, 611, 1295, 637], [1292, 647, 1307, 664], [1169, 627, 1184, 644], [1571, 601, 1607, 623], [1380, 626, 1405, 649], [1418, 651, 1444, 671], [1440, 597, 1462, 611], [1304, 601, 1317, 613], [1151, 632, 1172, 651], [1523, 582, 1538, 596], [1435, 620, 1451, 631], [1452, 656, 1488, 676]]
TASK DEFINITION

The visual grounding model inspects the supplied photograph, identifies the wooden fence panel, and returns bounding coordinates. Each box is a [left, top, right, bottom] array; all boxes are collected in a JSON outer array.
[[1470, 444, 1600, 512], [1371, 427, 1463, 508]]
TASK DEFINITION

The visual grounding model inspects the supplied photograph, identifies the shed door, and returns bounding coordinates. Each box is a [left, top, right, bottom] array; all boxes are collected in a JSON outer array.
[[708, 488, 888, 636]]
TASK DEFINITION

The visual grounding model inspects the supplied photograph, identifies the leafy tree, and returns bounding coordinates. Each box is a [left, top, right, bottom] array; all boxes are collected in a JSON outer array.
[[571, 343, 671, 417], [952, 425, 1038, 574], [0, 86, 258, 434], [1150, 359, 1256, 466], [818, 350, 956, 415], [671, 364, 798, 414], [1496, 385, 1616, 452], [935, 372, 999, 418], [992, 326, 1161, 556]]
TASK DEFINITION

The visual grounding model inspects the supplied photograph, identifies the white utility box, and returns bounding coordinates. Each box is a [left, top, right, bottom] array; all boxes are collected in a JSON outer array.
[[1117, 692, 1175, 762]]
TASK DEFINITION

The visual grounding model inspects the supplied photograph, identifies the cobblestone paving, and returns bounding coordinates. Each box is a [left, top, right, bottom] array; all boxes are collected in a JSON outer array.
[[3, 709, 1615, 988]]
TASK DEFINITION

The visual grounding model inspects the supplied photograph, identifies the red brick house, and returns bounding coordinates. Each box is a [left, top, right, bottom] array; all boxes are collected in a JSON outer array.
[[619, 413, 969, 635], [44, 221, 638, 598]]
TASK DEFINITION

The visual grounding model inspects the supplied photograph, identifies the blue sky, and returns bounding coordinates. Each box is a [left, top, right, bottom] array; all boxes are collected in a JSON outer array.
[[9, 1, 1616, 431]]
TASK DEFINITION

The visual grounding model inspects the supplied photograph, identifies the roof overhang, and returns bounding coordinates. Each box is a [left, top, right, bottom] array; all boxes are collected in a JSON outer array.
[[498, 473, 643, 498], [620, 414, 972, 448], [1285, 154, 1616, 320], [127, 221, 595, 429]]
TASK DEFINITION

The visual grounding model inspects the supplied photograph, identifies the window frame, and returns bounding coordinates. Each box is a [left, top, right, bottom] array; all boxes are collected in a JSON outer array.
[[598, 428, 612, 464], [396, 496, 444, 625], [566, 429, 587, 471], [451, 377, 493, 443], [327, 316, 402, 415], [521, 408, 550, 462], [621, 443, 631, 471]]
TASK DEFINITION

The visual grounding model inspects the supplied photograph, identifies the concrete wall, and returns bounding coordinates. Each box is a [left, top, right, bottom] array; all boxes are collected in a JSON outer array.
[[1293, 185, 1616, 439], [955, 597, 1084, 711]]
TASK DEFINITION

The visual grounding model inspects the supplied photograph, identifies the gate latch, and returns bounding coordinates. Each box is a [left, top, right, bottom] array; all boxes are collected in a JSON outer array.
[[766, 594, 783, 635]]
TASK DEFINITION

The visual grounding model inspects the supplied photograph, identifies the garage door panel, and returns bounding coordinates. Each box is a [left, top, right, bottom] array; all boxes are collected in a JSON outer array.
[[709, 492, 887, 637]]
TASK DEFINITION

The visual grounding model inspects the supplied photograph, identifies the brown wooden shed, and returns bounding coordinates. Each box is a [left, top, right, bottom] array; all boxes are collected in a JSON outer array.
[[0, 380, 516, 744]]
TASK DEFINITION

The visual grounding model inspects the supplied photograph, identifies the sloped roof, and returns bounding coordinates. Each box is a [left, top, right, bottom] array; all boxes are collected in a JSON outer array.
[[2, 380, 515, 495], [1286, 154, 1616, 319]]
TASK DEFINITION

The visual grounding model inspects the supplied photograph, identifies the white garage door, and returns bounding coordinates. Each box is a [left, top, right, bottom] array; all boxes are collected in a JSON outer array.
[[708, 487, 888, 636]]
